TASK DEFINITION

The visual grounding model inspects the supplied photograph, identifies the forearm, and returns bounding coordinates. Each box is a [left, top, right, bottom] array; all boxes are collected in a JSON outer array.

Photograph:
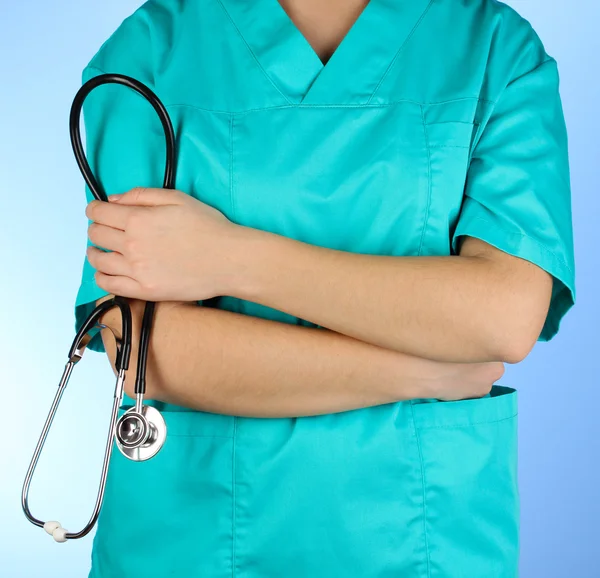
[[232, 228, 542, 363], [98, 298, 482, 418]]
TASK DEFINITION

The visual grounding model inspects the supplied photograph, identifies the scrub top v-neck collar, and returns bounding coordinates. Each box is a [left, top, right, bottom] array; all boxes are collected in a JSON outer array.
[[217, 0, 433, 105]]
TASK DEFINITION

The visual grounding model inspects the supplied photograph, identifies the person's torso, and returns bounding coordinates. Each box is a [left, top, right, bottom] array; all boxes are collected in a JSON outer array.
[[85, 3, 531, 575]]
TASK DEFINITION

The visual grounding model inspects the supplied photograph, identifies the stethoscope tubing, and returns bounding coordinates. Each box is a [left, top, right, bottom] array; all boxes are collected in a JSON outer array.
[[69, 72, 177, 393]]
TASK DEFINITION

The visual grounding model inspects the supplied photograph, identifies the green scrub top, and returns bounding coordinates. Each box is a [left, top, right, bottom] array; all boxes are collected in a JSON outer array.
[[74, 0, 576, 577]]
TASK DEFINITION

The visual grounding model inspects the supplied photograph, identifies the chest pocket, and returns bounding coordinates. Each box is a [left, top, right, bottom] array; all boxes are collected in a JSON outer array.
[[420, 100, 481, 257], [231, 103, 430, 259]]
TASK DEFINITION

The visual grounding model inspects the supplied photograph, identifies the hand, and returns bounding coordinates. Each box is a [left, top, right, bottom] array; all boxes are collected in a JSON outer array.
[[85, 187, 246, 302], [419, 359, 506, 401]]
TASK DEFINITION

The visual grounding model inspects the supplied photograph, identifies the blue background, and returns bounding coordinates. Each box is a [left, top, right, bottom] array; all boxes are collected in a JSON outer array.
[[0, 1, 597, 576]]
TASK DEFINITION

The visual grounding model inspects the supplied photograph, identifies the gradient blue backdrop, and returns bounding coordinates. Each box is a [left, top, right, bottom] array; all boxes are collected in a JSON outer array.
[[0, 1, 597, 576]]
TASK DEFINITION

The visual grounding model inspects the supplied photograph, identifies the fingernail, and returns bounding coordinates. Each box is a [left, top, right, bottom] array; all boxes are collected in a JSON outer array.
[[108, 194, 122, 202]]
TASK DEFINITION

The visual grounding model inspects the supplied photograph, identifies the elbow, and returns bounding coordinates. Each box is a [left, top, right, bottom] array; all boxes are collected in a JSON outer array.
[[490, 313, 545, 364], [461, 237, 554, 364], [497, 335, 536, 364], [488, 273, 552, 364]]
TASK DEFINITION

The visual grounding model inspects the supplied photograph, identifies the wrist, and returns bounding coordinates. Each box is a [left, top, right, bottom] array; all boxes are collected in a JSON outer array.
[[389, 352, 440, 401], [223, 224, 279, 301]]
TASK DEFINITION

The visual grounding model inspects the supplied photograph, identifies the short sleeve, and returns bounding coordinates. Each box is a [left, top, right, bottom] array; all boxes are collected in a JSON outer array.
[[451, 56, 576, 342], [73, 64, 172, 352]]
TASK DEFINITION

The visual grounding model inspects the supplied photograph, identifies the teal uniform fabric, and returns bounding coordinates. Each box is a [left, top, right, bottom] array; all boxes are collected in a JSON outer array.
[[74, 0, 576, 576]]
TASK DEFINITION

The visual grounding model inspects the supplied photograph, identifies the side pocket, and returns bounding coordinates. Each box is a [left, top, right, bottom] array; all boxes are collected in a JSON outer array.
[[233, 403, 427, 577], [411, 385, 519, 578], [89, 409, 234, 578]]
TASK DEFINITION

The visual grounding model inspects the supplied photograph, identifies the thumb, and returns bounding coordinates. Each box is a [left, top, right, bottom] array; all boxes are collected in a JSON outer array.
[[108, 187, 185, 207]]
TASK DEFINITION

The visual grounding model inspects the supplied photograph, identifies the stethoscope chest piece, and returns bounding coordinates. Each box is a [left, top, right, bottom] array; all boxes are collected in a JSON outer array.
[[115, 405, 167, 461]]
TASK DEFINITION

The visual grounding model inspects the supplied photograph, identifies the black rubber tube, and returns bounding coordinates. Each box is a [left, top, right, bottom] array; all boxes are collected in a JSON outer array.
[[69, 73, 177, 392]]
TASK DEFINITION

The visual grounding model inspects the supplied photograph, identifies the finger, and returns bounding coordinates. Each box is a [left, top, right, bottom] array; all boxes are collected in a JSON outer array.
[[95, 271, 144, 300], [109, 187, 185, 207], [87, 222, 126, 253], [87, 247, 132, 277], [85, 199, 137, 230]]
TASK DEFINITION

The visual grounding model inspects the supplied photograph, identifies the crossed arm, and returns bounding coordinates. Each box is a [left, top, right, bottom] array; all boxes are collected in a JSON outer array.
[[94, 217, 552, 417]]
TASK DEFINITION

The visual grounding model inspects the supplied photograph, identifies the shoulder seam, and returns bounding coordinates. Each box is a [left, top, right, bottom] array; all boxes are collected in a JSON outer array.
[[506, 56, 556, 89]]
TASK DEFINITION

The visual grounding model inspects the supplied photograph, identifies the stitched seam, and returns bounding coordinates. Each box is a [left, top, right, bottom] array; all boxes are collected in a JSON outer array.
[[418, 103, 432, 257], [425, 97, 495, 107], [414, 412, 518, 430], [427, 144, 470, 149], [213, 0, 293, 105], [229, 113, 237, 221], [409, 402, 431, 578], [458, 215, 575, 276], [425, 120, 481, 126], [232, 416, 237, 578], [161, 96, 493, 115], [166, 103, 232, 115], [506, 56, 555, 89], [366, 0, 436, 104]]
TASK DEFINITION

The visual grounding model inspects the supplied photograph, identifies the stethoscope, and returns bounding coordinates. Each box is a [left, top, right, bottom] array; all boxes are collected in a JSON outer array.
[[21, 73, 176, 542]]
